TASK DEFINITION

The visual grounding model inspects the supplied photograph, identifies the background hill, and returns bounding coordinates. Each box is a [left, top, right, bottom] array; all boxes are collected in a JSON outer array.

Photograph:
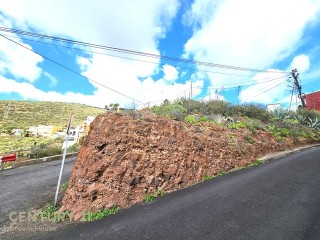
[[0, 100, 105, 133]]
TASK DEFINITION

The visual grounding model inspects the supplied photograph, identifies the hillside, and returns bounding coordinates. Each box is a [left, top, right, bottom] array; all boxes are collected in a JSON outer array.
[[0, 100, 105, 132]]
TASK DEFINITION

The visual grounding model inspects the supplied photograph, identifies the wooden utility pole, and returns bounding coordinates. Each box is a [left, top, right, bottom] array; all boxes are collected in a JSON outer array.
[[190, 81, 193, 99], [291, 69, 306, 107]]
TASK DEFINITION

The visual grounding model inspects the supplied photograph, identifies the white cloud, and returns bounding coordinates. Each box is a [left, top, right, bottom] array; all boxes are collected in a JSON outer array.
[[43, 72, 58, 87], [290, 54, 310, 73], [163, 64, 179, 82], [0, 0, 182, 106], [0, 16, 43, 82], [0, 75, 203, 108], [183, 0, 320, 91]]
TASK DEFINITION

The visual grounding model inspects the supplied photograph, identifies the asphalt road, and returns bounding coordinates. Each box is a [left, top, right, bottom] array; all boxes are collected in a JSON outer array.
[[0, 157, 75, 228], [3, 146, 320, 240]]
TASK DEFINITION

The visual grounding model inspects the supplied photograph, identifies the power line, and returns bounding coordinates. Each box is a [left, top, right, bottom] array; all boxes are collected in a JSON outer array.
[[193, 75, 289, 90], [244, 80, 286, 102], [0, 34, 144, 104], [0, 27, 289, 74], [2, 33, 259, 78]]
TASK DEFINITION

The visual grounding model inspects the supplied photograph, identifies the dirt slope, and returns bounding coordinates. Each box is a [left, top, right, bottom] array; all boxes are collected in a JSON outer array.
[[61, 112, 313, 219]]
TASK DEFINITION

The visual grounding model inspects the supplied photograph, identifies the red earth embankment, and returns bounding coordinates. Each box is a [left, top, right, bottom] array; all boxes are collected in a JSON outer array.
[[61, 112, 316, 219]]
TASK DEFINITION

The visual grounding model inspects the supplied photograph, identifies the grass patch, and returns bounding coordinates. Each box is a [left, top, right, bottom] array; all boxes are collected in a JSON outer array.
[[248, 159, 263, 167], [60, 182, 68, 191], [36, 204, 71, 222], [203, 175, 214, 181], [83, 205, 120, 222], [156, 188, 165, 197], [217, 170, 227, 176], [144, 194, 156, 203]]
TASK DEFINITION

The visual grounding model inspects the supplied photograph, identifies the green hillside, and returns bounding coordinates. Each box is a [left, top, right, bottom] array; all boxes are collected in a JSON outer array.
[[0, 100, 104, 133]]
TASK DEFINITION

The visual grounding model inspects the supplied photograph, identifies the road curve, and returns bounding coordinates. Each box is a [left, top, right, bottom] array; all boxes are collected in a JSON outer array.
[[3, 147, 320, 240]]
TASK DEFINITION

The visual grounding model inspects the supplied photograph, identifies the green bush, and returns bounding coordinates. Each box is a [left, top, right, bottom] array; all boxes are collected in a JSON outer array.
[[152, 103, 187, 121], [185, 115, 197, 124], [176, 98, 204, 114], [29, 143, 63, 158], [236, 104, 271, 122], [296, 108, 320, 120], [67, 143, 80, 153]]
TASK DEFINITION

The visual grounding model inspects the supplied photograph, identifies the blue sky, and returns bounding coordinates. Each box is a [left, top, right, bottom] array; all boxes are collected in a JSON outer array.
[[0, 0, 320, 109]]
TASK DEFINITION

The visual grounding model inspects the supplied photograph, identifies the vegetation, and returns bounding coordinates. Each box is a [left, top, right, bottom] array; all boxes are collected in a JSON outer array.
[[0, 100, 104, 132], [0, 100, 102, 157], [29, 142, 63, 158], [36, 204, 71, 222], [67, 143, 80, 153], [60, 182, 68, 191], [83, 205, 120, 222], [144, 194, 156, 203], [0, 135, 63, 157], [157, 188, 165, 197], [151, 99, 320, 142], [203, 175, 214, 181], [248, 159, 263, 167]]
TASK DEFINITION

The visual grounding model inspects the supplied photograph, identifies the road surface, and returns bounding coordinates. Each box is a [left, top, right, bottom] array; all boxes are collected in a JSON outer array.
[[2, 147, 320, 240], [0, 157, 75, 227]]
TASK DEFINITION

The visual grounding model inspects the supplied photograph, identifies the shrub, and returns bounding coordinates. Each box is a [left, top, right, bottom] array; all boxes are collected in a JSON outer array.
[[176, 98, 204, 114], [202, 100, 230, 115], [243, 119, 265, 133], [185, 115, 197, 124], [296, 108, 320, 120], [152, 103, 187, 121], [237, 104, 271, 122], [29, 143, 63, 158], [67, 143, 80, 153]]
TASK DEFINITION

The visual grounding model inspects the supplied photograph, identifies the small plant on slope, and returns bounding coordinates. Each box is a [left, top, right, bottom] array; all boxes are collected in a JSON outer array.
[[83, 205, 120, 222], [157, 188, 165, 197], [248, 159, 263, 167], [203, 175, 214, 181], [144, 194, 156, 203]]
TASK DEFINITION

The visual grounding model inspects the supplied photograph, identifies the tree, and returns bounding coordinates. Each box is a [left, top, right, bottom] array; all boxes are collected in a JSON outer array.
[[113, 103, 120, 110]]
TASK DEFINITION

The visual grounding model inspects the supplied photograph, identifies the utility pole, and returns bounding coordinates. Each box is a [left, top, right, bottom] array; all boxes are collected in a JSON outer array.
[[237, 86, 242, 105], [3, 102, 11, 119], [190, 81, 193, 99], [291, 69, 306, 107]]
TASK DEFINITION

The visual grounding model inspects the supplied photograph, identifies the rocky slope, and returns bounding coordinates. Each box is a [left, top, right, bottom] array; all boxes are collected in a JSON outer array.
[[61, 112, 314, 219]]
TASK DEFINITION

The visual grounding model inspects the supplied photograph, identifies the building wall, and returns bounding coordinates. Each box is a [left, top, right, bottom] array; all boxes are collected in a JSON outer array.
[[305, 91, 320, 111]]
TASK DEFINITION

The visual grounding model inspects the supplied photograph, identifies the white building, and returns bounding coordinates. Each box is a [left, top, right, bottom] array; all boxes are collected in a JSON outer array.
[[27, 125, 58, 137], [266, 103, 281, 112]]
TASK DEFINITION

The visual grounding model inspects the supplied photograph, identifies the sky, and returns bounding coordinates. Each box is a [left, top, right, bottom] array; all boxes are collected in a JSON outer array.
[[0, 0, 320, 109]]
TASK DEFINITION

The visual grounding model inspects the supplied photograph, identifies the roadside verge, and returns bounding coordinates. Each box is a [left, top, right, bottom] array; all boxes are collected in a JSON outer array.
[[0, 152, 77, 171]]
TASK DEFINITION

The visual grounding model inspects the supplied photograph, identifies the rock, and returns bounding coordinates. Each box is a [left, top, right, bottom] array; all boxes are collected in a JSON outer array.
[[60, 112, 311, 220]]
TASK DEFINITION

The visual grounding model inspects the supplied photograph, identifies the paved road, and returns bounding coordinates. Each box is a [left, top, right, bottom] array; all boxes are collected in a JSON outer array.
[[0, 157, 75, 227], [3, 147, 320, 240]]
